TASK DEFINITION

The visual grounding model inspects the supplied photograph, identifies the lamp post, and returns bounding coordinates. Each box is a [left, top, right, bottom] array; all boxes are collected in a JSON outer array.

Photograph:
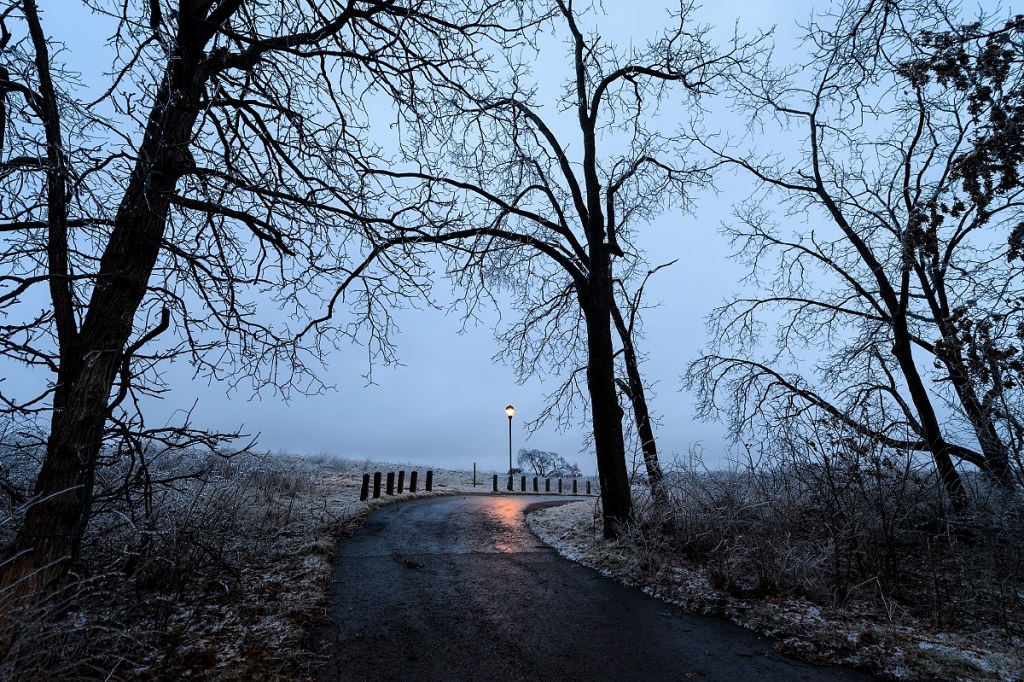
[[505, 405, 515, 490]]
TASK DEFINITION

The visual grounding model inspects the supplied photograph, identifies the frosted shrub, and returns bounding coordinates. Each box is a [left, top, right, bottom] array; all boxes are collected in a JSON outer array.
[[1, 450, 319, 679], [629, 437, 1024, 634]]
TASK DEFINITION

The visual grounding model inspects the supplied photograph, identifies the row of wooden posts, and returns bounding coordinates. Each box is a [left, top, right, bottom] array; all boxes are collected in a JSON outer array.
[[494, 474, 593, 496], [359, 470, 432, 501], [357, 469, 595, 502]]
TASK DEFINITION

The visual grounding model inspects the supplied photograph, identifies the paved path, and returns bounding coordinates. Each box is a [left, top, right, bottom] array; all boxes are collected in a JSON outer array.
[[311, 495, 874, 681]]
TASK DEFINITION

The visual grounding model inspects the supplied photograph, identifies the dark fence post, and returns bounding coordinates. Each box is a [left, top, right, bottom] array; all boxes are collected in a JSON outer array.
[[373, 472, 382, 499], [572, 479, 577, 495], [586, 481, 591, 495], [473, 463, 477, 487], [520, 476, 526, 492], [426, 470, 433, 492], [507, 475, 513, 491], [545, 478, 550, 492], [532, 477, 538, 492], [386, 472, 395, 495], [410, 471, 418, 493], [558, 479, 563, 494], [398, 470, 405, 494], [360, 473, 370, 501], [493, 474, 498, 492]]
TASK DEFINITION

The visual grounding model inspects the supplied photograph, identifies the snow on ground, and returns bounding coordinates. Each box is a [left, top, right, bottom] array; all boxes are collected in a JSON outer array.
[[525, 500, 1024, 682]]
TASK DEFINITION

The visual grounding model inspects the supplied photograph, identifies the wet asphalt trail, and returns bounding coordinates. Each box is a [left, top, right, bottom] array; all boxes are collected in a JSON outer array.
[[312, 495, 874, 681]]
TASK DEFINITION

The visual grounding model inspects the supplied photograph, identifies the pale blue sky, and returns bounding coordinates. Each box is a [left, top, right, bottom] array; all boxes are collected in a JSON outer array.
[[24, 0, 826, 473]]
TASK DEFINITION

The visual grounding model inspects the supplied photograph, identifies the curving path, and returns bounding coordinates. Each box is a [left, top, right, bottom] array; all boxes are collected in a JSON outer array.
[[311, 495, 875, 681]]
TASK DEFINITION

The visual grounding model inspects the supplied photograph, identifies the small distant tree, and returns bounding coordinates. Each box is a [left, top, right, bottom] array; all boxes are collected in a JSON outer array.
[[517, 448, 573, 478]]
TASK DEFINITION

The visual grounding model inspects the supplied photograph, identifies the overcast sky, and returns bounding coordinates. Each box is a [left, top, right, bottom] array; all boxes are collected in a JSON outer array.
[[31, 0, 827, 474]]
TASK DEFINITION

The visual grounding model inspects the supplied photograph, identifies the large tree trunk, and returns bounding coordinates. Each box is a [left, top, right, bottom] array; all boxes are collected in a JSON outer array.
[[581, 256, 633, 538], [813, 155, 968, 508], [1, 18, 208, 596], [939, 347, 1014, 488], [890, 327, 967, 509], [915, 263, 1015, 489], [610, 304, 668, 507], [1, 364, 113, 595]]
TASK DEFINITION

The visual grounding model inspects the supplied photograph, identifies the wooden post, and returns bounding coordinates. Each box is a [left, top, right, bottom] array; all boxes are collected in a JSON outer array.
[[586, 481, 591, 495], [493, 474, 498, 492], [545, 478, 550, 492], [373, 472, 382, 499], [426, 470, 433, 492], [558, 479, 563, 494], [532, 477, 538, 492], [360, 473, 370, 501], [520, 476, 526, 492], [410, 471, 418, 493], [507, 475, 513, 491], [398, 470, 405, 494], [473, 463, 477, 487], [386, 472, 395, 496], [572, 479, 577, 495]]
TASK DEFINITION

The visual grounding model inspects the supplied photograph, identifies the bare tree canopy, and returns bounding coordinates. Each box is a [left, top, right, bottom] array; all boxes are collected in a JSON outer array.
[[688, 0, 1024, 505], [0, 0, 528, 596], [345, 0, 760, 535]]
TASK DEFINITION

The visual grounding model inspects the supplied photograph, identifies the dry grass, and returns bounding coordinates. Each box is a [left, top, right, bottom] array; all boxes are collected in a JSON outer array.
[[16, 436, 1016, 681], [0, 451, 489, 680]]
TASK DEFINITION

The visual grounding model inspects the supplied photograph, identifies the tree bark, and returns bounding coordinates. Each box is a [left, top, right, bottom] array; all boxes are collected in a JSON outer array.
[[890, 327, 966, 509], [611, 303, 668, 507], [914, 260, 1015, 488], [809, 117, 968, 509], [937, 344, 1014, 488], [581, 253, 633, 538], [1, 13, 209, 594]]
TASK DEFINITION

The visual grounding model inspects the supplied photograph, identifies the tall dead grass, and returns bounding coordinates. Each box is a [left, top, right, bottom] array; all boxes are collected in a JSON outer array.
[[621, 431, 1024, 639], [0, 448, 327, 681]]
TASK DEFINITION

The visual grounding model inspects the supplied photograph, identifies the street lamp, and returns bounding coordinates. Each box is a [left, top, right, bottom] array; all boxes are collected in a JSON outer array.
[[505, 405, 515, 490]]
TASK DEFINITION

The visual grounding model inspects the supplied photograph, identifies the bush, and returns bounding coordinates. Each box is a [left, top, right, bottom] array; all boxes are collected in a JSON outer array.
[[624, 434, 1024, 635], [0, 450, 320, 680]]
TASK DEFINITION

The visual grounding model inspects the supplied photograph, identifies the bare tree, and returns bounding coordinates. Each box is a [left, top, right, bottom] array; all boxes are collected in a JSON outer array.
[[352, 0, 754, 536], [517, 447, 573, 477], [0, 0, 518, 598], [613, 261, 677, 506], [688, 0, 1024, 506]]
